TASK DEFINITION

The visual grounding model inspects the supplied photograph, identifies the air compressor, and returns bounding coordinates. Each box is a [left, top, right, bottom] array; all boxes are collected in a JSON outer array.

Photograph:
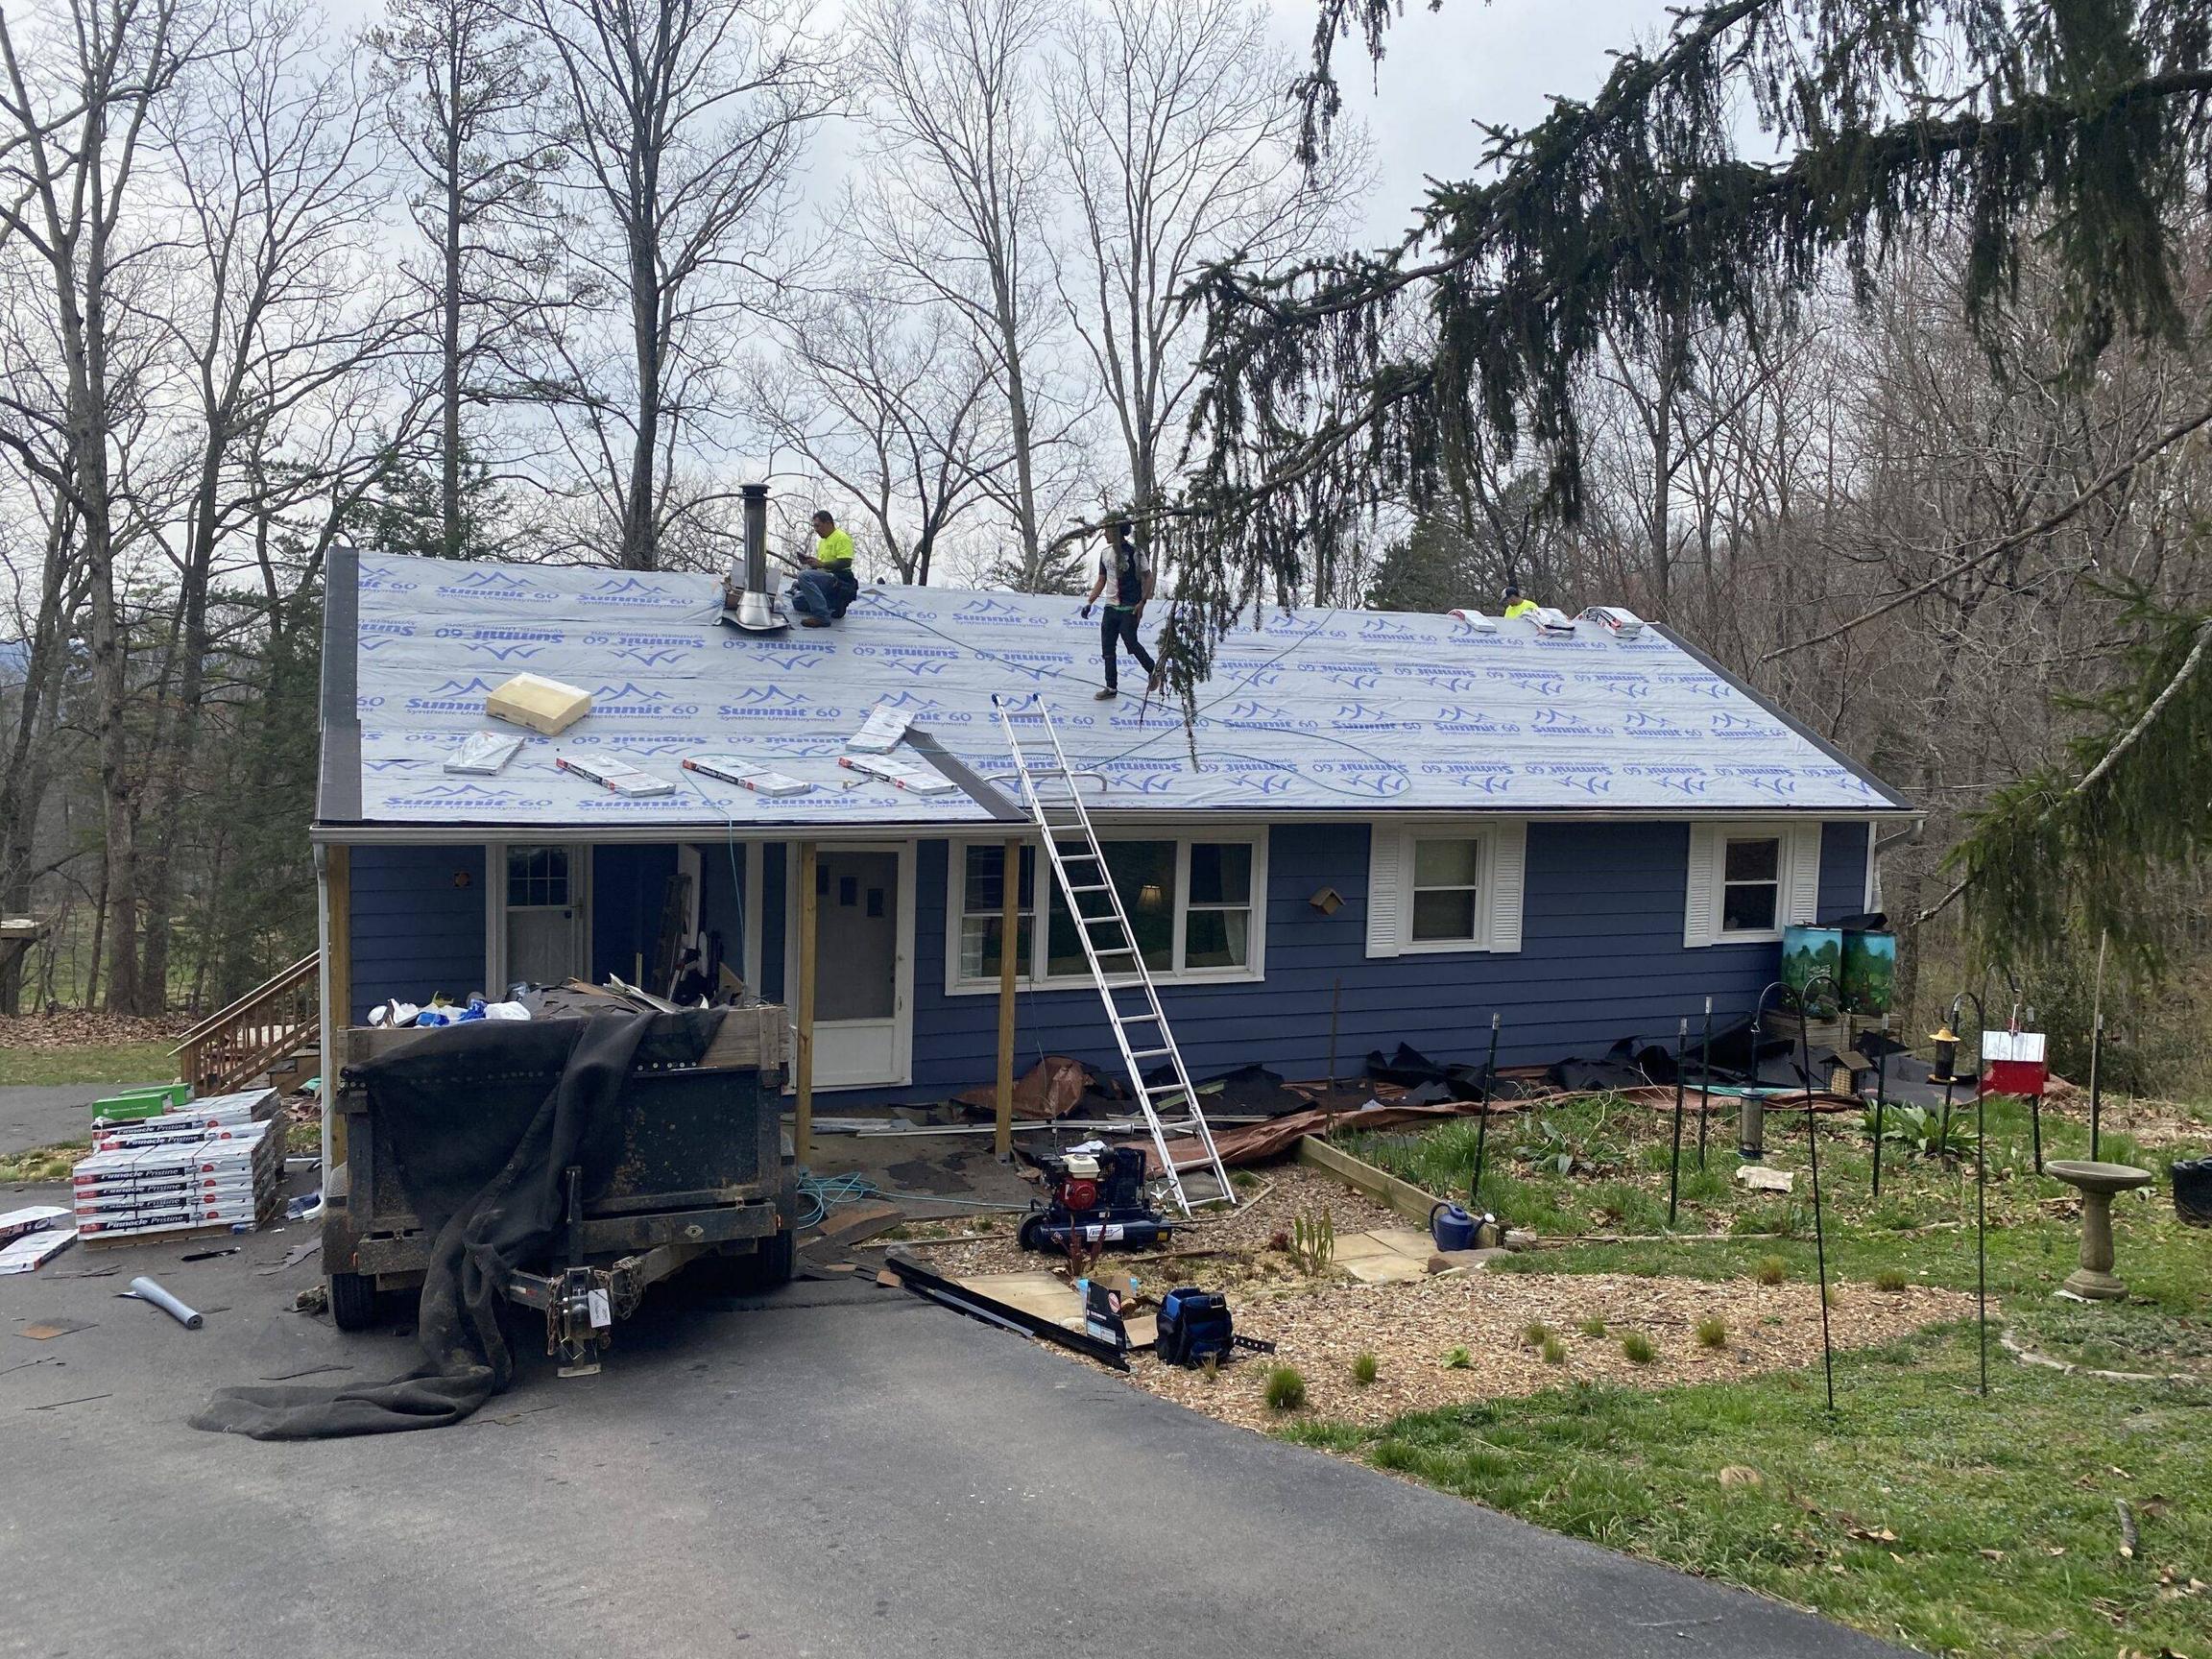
[[1017, 1146, 1172, 1253]]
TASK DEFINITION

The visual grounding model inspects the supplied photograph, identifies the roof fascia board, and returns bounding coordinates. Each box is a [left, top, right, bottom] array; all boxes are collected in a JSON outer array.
[[311, 804, 1912, 846], [317, 547, 363, 823]]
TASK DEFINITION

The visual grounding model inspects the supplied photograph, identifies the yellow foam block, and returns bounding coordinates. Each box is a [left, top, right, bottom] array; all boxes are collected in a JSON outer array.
[[485, 672, 591, 735]]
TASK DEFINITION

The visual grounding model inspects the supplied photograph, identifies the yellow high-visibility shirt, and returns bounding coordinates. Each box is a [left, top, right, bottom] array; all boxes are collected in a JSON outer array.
[[1503, 598, 1538, 619], [815, 527, 855, 569]]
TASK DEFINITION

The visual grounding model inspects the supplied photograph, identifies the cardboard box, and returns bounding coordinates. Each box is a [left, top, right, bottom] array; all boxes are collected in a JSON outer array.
[[486, 672, 591, 736], [0, 1205, 69, 1245]]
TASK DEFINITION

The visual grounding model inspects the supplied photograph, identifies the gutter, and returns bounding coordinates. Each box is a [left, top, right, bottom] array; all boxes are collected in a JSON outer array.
[[310, 804, 1919, 848]]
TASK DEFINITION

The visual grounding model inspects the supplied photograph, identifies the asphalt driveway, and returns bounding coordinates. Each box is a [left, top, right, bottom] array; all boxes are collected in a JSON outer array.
[[0, 1187, 1911, 1659], [0, 1082, 170, 1158]]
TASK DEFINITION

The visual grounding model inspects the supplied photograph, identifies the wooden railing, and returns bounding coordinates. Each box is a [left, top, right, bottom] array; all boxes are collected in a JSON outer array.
[[172, 951, 322, 1097]]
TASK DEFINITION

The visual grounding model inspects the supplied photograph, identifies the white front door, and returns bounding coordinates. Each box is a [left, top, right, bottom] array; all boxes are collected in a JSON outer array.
[[786, 843, 913, 1090], [501, 843, 590, 990]]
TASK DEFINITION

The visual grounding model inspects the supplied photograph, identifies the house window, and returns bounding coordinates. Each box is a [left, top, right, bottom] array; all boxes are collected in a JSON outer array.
[[1047, 839, 1176, 976], [507, 845, 570, 908], [1409, 837, 1483, 944], [1185, 842, 1252, 969], [957, 844, 1035, 983], [1720, 835, 1781, 935], [946, 832, 1264, 992], [1364, 823, 1527, 958], [1683, 822, 1822, 948]]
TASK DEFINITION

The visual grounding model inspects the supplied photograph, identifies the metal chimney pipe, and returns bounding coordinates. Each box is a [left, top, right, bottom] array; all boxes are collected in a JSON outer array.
[[741, 482, 769, 595]]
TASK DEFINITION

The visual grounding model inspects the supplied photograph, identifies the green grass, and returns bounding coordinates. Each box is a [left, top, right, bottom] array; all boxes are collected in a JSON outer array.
[[0, 1142, 83, 1183], [0, 1041, 177, 1088], [1341, 1092, 2209, 1247], [1283, 1327, 2212, 1659], [1300, 1093, 2212, 1653]]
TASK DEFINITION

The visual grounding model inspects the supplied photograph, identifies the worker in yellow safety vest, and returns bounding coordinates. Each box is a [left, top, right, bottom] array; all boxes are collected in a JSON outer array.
[[791, 509, 859, 627], [1502, 583, 1538, 620]]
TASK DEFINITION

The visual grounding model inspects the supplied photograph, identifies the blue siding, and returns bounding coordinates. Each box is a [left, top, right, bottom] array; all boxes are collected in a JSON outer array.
[[346, 817, 1872, 1100], [590, 844, 678, 983], [1815, 821, 1871, 922], [884, 820, 1814, 1103], [347, 845, 485, 1022]]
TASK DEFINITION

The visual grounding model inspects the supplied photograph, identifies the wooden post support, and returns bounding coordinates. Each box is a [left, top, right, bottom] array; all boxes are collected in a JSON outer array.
[[325, 845, 351, 1168], [796, 841, 818, 1166], [995, 836, 1020, 1160]]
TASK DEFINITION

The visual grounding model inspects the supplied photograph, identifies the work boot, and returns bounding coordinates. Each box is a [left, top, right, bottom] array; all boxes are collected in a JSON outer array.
[[801, 615, 829, 628], [1094, 685, 1117, 700]]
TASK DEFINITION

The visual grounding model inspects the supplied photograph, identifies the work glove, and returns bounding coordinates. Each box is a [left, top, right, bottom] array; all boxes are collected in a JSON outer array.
[[1080, 603, 1094, 619]]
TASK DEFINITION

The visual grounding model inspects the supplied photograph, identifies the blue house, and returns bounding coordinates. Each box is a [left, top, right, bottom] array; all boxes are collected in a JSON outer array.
[[314, 550, 1911, 1106]]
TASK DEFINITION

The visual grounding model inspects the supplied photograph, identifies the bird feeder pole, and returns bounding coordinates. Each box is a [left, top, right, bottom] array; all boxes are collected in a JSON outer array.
[[1471, 1012, 1502, 1206], [1695, 996, 1714, 1169]]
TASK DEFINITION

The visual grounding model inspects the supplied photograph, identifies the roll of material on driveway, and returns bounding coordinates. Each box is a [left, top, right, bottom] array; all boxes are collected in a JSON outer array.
[[126, 1276, 204, 1329]]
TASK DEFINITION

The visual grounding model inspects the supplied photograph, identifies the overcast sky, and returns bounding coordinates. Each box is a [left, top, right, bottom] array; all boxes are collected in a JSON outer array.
[[1259, 0, 1666, 246]]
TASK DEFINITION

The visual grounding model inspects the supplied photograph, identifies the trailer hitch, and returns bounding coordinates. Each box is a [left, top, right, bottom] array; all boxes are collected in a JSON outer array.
[[500, 1167, 686, 1377]]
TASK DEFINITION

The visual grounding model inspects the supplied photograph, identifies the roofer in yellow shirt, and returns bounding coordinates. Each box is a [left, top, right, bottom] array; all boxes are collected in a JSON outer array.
[[1502, 582, 1538, 620], [791, 509, 858, 628]]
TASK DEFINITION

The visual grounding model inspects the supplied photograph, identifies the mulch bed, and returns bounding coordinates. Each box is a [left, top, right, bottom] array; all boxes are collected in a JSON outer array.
[[879, 1163, 1406, 1280], [1129, 1272, 1972, 1430]]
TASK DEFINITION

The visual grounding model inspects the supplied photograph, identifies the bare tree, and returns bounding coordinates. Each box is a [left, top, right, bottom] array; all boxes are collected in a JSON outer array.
[[129, 0, 414, 998], [0, 0, 207, 1012], [1051, 0, 1355, 539], [523, 0, 830, 569], [852, 0, 1083, 590], [746, 282, 1009, 585], [371, 0, 554, 559]]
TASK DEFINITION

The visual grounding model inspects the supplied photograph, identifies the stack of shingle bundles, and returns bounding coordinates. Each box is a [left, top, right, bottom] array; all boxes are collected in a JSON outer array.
[[73, 1088, 284, 1243]]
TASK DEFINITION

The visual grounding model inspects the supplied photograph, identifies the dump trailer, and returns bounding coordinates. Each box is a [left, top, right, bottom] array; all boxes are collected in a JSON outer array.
[[321, 1003, 793, 1375]]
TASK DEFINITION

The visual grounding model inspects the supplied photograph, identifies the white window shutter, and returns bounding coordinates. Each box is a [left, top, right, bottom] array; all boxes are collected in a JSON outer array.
[[1486, 822, 1527, 953], [1684, 823, 1720, 949], [1785, 824, 1822, 926], [1365, 825, 1404, 958]]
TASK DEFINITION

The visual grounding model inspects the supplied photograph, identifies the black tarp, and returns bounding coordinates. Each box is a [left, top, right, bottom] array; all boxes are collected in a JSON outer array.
[[194, 1006, 717, 1439]]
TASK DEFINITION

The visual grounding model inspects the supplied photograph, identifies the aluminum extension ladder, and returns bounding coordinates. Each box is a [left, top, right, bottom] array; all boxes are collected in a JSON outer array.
[[990, 693, 1236, 1214]]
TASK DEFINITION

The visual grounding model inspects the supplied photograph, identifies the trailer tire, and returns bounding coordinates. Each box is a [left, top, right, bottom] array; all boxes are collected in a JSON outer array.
[[738, 1226, 797, 1290], [328, 1270, 379, 1332]]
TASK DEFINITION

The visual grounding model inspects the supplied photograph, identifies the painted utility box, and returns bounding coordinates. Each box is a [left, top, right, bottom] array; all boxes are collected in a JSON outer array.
[[1840, 930, 1897, 1016], [1782, 926, 1843, 1016]]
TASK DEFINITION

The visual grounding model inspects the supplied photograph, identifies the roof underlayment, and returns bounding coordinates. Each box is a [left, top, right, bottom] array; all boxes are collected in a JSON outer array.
[[325, 550, 1909, 831]]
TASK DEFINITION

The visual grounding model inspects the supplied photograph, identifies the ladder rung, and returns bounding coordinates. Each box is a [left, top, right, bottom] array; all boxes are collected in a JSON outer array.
[[1129, 1046, 1172, 1062], [1066, 883, 1109, 894]]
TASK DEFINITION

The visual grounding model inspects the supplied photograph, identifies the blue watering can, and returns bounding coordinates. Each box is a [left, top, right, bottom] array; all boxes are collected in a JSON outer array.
[[1430, 1202, 1479, 1253]]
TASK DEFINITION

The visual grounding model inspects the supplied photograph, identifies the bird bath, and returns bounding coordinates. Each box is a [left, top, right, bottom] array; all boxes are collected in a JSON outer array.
[[2045, 1160, 2154, 1301]]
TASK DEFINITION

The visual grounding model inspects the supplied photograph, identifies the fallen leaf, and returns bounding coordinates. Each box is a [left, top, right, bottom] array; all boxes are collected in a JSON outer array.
[[1718, 1464, 1764, 1489], [1849, 1526, 1899, 1543], [1980, 1549, 2007, 1562]]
